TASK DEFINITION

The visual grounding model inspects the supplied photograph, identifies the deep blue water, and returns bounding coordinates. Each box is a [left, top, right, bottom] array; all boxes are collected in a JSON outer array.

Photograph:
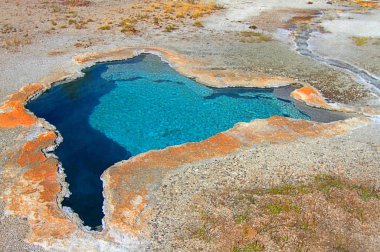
[[27, 54, 310, 230]]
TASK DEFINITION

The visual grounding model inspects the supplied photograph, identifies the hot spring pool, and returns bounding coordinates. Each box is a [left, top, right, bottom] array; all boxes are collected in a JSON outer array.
[[27, 54, 314, 229]]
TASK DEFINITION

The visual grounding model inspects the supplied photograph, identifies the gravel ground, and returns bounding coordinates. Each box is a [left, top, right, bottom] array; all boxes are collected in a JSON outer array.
[[0, 0, 379, 251], [0, 204, 44, 252], [0, 0, 377, 104], [148, 123, 380, 251], [0, 128, 45, 251], [310, 8, 380, 77]]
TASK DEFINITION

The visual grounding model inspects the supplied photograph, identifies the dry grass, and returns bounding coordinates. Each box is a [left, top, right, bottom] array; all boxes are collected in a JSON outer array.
[[239, 31, 272, 43], [121, 0, 222, 32], [164, 24, 178, 32], [185, 174, 380, 251], [193, 20, 204, 27], [57, 0, 221, 34], [48, 50, 65, 56], [98, 25, 111, 30], [0, 0, 222, 52], [62, 0, 91, 7], [352, 36, 370, 46], [119, 18, 138, 34], [164, 0, 222, 18], [2, 35, 32, 51], [1, 24, 17, 34]]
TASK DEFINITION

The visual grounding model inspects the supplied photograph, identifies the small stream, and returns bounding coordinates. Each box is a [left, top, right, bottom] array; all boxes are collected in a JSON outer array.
[[293, 13, 380, 94]]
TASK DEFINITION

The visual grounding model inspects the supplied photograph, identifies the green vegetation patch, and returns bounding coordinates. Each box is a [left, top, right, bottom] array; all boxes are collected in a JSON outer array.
[[232, 241, 264, 252], [239, 31, 272, 43], [193, 20, 204, 28], [186, 173, 380, 251], [99, 25, 111, 30], [352, 36, 370, 46]]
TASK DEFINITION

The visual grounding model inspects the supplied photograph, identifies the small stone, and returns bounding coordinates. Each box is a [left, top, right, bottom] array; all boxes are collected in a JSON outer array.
[[249, 25, 257, 30]]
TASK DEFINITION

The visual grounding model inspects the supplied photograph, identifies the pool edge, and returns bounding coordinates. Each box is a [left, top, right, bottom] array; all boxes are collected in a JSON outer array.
[[0, 47, 376, 250]]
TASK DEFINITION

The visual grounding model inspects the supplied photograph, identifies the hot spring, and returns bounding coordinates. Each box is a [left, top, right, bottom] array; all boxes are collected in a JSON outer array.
[[27, 54, 342, 230]]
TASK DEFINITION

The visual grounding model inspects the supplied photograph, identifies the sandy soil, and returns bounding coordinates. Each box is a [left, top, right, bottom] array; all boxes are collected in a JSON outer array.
[[148, 123, 380, 251], [0, 127, 45, 251], [310, 8, 380, 77]]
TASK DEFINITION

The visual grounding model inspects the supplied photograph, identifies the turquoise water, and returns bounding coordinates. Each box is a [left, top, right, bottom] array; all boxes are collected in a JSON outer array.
[[27, 54, 310, 229]]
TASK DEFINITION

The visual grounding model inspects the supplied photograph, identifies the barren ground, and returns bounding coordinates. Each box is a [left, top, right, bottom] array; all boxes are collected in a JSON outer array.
[[0, 0, 379, 251]]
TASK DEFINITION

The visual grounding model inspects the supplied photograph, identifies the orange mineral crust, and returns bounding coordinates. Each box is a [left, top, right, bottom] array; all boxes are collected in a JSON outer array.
[[291, 85, 331, 109], [289, 16, 314, 23], [143, 48, 294, 88], [0, 84, 44, 128], [1, 131, 76, 243], [353, 0, 379, 8], [0, 48, 369, 249], [102, 132, 243, 236], [17, 131, 56, 167], [102, 116, 367, 237], [74, 47, 295, 88]]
